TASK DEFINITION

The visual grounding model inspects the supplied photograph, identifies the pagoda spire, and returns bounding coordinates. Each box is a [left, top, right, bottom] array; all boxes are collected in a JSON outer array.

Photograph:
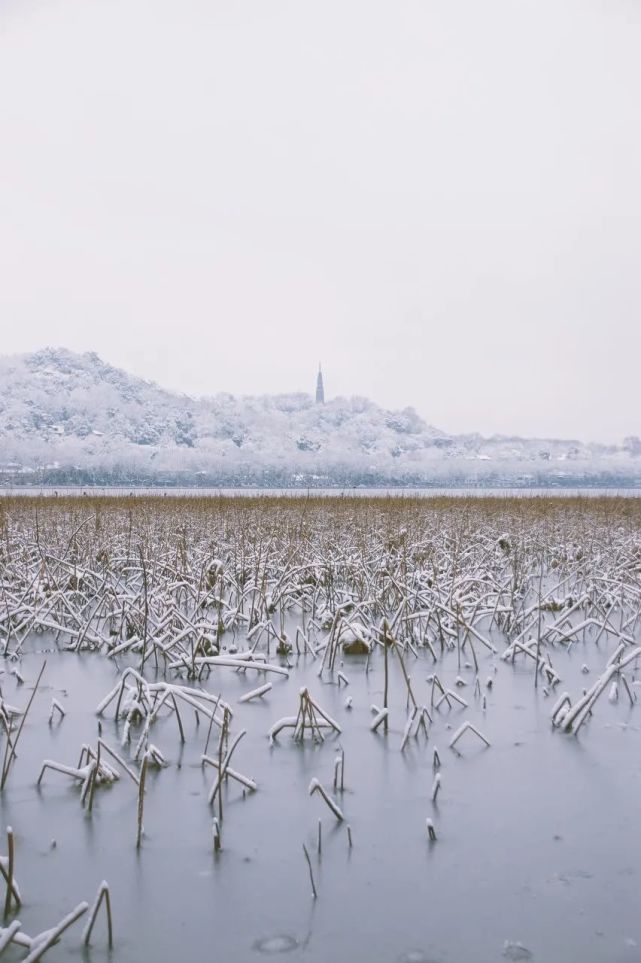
[[315, 364, 325, 404]]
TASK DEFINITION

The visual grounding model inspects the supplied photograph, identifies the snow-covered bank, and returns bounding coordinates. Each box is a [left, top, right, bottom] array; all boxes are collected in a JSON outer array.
[[2, 348, 640, 487]]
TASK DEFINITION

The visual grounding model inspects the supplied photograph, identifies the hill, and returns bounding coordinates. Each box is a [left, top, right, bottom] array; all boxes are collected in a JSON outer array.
[[0, 348, 638, 488]]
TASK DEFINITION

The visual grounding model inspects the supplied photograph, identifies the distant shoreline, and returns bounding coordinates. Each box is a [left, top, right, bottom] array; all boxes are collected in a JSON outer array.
[[2, 486, 641, 499]]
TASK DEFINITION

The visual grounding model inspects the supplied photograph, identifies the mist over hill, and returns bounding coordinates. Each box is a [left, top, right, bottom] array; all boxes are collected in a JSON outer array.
[[0, 348, 639, 488]]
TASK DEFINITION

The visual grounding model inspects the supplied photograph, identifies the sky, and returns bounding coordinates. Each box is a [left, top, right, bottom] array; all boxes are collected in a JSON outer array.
[[0, 0, 639, 443]]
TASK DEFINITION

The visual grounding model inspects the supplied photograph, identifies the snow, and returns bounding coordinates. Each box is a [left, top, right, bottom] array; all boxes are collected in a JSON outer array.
[[238, 682, 273, 703], [431, 774, 441, 802], [449, 721, 491, 750], [0, 347, 638, 486], [370, 708, 389, 732]]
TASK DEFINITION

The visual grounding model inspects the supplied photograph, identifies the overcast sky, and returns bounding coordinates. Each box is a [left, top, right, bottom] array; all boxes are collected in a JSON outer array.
[[1, 0, 639, 442]]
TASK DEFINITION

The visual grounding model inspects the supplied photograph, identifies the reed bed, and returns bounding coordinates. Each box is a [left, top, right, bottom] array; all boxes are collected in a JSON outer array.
[[1, 493, 641, 954]]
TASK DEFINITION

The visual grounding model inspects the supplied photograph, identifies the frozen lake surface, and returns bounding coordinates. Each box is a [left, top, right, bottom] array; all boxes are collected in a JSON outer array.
[[2, 631, 640, 963]]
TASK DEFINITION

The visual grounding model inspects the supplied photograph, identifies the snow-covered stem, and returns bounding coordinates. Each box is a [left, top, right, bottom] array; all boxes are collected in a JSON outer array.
[[563, 646, 641, 733], [302, 844, 317, 899], [48, 699, 65, 725], [169, 656, 289, 677], [24, 902, 89, 962], [431, 773, 441, 802], [0, 857, 21, 911], [238, 682, 272, 703], [449, 721, 491, 750], [309, 777, 344, 821], [1, 661, 46, 790], [201, 755, 257, 791], [370, 708, 389, 733], [82, 881, 113, 948], [3, 827, 17, 917], [136, 753, 149, 848], [207, 730, 249, 805], [0, 919, 24, 952], [212, 818, 221, 853]]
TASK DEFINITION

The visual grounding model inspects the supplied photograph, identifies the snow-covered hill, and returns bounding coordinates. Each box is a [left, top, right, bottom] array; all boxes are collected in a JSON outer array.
[[0, 348, 639, 487]]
